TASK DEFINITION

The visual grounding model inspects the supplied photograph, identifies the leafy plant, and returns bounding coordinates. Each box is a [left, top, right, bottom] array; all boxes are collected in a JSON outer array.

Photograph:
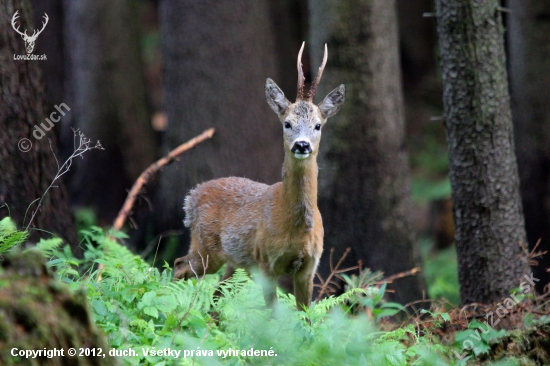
[[0, 226, 482, 365], [0, 217, 28, 255], [454, 320, 508, 358]]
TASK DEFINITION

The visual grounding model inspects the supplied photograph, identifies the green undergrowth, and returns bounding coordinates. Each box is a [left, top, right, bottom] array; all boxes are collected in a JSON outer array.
[[420, 238, 460, 306], [1, 217, 547, 365]]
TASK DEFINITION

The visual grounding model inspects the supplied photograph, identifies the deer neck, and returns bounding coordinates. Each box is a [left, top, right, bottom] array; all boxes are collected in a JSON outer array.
[[280, 152, 319, 231]]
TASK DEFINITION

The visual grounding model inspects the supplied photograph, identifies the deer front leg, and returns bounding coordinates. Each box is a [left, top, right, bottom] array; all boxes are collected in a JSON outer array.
[[261, 278, 278, 309], [293, 258, 318, 310], [257, 263, 278, 309], [293, 272, 314, 310]]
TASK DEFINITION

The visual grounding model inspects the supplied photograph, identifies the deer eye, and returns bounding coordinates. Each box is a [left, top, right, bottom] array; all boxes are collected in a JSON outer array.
[[315, 124, 321, 131], [284, 121, 291, 129]]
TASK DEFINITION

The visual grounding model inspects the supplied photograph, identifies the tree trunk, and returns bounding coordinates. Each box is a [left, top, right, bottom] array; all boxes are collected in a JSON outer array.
[[309, 0, 425, 305], [268, 0, 309, 98], [156, 1, 283, 238], [64, 0, 157, 225], [508, 0, 550, 293], [0, 0, 77, 247], [398, 0, 440, 91], [435, 0, 526, 304], [31, 0, 65, 111]]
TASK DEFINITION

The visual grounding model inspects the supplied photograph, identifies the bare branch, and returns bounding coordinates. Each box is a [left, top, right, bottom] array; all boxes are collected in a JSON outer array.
[[25, 130, 103, 232], [315, 247, 352, 301], [112, 128, 215, 231], [373, 267, 421, 286]]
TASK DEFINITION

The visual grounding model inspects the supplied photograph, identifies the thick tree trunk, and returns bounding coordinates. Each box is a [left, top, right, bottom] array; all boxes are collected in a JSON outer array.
[[31, 0, 65, 111], [65, 0, 156, 224], [0, 0, 77, 246], [435, 0, 526, 304], [268, 0, 309, 98], [508, 0, 550, 293], [156, 1, 283, 237], [309, 0, 425, 305]]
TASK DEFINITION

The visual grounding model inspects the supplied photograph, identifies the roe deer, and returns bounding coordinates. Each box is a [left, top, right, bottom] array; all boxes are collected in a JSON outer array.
[[173, 42, 345, 310]]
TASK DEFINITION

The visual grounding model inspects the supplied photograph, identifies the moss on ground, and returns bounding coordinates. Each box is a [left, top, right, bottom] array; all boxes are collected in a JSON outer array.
[[0, 249, 112, 365]]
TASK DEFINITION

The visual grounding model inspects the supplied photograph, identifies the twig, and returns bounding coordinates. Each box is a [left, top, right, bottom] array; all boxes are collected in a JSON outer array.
[[26, 130, 103, 232], [151, 236, 162, 268], [315, 248, 353, 301], [112, 128, 215, 231], [97, 128, 214, 282], [518, 240, 546, 268], [141, 229, 185, 259], [374, 267, 421, 286]]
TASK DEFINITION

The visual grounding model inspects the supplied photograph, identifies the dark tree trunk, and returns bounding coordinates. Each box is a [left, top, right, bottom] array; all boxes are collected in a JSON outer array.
[[65, 0, 157, 225], [268, 0, 309, 98], [156, 1, 283, 241], [309, 0, 425, 305], [0, 0, 77, 247], [435, 0, 526, 304], [31, 0, 65, 111], [508, 0, 550, 293], [397, 0, 444, 155], [398, 0, 440, 92]]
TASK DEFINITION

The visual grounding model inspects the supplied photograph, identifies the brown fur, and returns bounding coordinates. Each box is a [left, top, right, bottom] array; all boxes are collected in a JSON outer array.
[[173, 157, 323, 308], [174, 45, 345, 310]]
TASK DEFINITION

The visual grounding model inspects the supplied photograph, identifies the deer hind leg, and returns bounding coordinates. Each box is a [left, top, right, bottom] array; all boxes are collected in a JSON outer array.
[[211, 264, 237, 301], [221, 264, 236, 281], [173, 232, 222, 280]]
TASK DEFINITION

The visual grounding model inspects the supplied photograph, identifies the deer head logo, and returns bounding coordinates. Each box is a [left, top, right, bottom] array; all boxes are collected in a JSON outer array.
[[11, 11, 49, 54]]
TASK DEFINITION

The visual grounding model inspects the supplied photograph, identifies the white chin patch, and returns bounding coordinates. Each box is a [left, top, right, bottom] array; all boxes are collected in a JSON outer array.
[[294, 153, 310, 159]]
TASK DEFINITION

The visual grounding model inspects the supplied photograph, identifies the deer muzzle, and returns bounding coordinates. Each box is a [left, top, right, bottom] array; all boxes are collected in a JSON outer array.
[[291, 140, 313, 159]]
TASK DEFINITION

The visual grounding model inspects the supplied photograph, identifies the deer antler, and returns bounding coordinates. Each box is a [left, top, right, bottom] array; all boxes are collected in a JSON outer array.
[[11, 11, 48, 41], [296, 42, 305, 101], [307, 44, 328, 102], [29, 13, 49, 40], [11, 11, 27, 37]]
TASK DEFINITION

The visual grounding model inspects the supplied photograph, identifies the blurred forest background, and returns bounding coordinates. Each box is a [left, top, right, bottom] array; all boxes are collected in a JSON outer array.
[[1, 0, 549, 307]]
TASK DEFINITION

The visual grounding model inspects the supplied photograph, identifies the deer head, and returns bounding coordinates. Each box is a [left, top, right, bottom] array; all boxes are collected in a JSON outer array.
[[265, 42, 345, 160], [11, 11, 49, 54]]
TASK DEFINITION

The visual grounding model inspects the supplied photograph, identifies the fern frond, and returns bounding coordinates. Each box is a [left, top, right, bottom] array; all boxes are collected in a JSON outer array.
[[314, 287, 366, 315], [0, 217, 28, 255], [34, 237, 64, 255]]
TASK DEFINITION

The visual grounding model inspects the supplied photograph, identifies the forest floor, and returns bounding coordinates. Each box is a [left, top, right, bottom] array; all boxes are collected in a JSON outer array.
[[397, 298, 550, 365], [1, 219, 550, 365]]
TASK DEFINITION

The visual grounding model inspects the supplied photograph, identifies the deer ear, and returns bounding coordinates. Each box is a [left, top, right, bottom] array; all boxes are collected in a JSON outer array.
[[265, 78, 290, 116], [319, 84, 345, 119]]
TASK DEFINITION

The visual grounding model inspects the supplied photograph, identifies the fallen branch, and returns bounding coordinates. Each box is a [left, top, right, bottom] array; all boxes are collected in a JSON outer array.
[[112, 128, 215, 231], [374, 267, 421, 286], [97, 129, 214, 282]]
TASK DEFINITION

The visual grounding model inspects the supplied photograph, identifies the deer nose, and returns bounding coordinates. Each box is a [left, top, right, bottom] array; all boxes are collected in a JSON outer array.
[[291, 141, 312, 154]]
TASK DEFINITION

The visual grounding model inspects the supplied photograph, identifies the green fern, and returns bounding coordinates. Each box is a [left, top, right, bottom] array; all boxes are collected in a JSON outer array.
[[2, 225, 462, 365], [313, 287, 366, 315], [0, 217, 28, 255], [35, 237, 64, 253]]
